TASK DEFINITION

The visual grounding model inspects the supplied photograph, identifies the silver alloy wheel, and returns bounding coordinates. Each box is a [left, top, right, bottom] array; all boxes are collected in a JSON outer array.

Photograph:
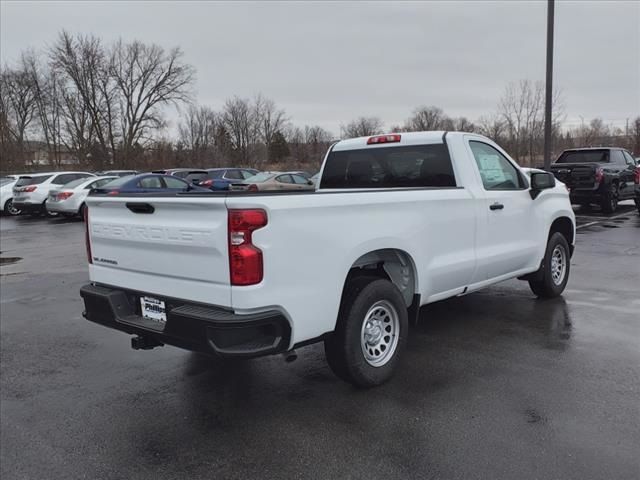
[[360, 300, 400, 367], [550, 245, 567, 286], [6, 199, 20, 216]]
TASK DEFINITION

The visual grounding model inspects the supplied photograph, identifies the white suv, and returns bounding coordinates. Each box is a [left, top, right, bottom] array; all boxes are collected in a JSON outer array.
[[13, 171, 95, 216]]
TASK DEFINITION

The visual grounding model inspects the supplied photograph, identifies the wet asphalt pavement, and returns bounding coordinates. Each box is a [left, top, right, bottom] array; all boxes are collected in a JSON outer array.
[[1, 205, 639, 480]]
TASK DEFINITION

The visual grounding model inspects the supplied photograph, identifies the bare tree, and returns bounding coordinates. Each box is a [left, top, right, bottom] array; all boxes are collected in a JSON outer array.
[[0, 62, 38, 169], [404, 106, 448, 131], [340, 116, 383, 138], [477, 114, 506, 142], [178, 104, 217, 166], [109, 39, 194, 166], [50, 31, 117, 169], [254, 94, 288, 161], [23, 52, 67, 168], [498, 80, 564, 165], [221, 96, 257, 166]]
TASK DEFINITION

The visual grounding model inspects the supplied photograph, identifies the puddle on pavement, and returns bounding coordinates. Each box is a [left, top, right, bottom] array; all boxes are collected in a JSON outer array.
[[0, 257, 22, 266]]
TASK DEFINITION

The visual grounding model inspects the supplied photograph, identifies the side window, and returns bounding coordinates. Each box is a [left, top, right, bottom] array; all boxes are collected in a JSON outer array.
[[276, 175, 294, 184], [469, 141, 525, 190], [224, 169, 243, 180], [163, 177, 188, 189], [52, 173, 75, 185], [622, 151, 636, 167], [610, 150, 626, 165], [292, 175, 308, 184], [138, 176, 163, 189], [240, 170, 255, 179]]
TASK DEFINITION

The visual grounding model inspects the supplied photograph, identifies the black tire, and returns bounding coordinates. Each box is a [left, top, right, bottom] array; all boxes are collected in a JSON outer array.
[[600, 183, 618, 214], [3, 198, 21, 216], [324, 276, 408, 388], [529, 232, 571, 299], [635, 198, 640, 215], [79, 203, 86, 220]]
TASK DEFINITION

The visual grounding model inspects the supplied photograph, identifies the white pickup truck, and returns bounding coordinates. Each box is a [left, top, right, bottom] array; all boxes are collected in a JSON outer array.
[[80, 131, 575, 387]]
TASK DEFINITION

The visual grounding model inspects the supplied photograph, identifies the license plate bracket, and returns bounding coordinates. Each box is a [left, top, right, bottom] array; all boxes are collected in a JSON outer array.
[[140, 296, 167, 324]]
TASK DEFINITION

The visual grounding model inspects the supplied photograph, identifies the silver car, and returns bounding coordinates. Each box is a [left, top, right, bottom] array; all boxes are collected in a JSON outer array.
[[46, 176, 117, 217]]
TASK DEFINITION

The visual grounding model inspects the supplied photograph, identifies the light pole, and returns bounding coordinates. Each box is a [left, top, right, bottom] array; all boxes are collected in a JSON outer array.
[[543, 0, 555, 171]]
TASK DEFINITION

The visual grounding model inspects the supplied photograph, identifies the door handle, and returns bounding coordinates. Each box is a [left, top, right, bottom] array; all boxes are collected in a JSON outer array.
[[126, 202, 155, 214], [489, 202, 504, 211]]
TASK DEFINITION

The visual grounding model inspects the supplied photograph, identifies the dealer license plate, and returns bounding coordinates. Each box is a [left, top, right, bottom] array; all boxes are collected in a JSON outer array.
[[140, 296, 167, 324]]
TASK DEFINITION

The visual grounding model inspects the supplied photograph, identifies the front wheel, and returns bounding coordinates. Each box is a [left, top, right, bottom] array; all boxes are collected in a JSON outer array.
[[529, 232, 571, 299], [4, 198, 21, 216], [324, 277, 408, 388]]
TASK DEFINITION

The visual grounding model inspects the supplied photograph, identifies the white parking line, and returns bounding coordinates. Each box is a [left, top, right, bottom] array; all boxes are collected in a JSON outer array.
[[576, 211, 634, 230]]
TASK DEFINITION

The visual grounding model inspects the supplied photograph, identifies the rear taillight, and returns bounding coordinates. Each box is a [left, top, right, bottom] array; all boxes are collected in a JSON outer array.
[[594, 167, 604, 184], [107, 190, 120, 196], [201, 179, 213, 187], [367, 134, 401, 145], [84, 206, 92, 264], [228, 209, 267, 286], [58, 192, 74, 200], [634, 167, 640, 185], [248, 184, 258, 192], [23, 185, 37, 192]]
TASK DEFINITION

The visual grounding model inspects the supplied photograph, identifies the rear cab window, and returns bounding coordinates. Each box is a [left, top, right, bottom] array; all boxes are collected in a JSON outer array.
[[556, 150, 609, 164], [321, 144, 457, 189]]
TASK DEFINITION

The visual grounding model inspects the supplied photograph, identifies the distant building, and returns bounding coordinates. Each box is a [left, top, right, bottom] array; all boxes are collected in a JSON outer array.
[[24, 141, 78, 166]]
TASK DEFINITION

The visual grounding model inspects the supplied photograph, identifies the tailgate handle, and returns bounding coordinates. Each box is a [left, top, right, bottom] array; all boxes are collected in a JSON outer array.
[[126, 202, 155, 214]]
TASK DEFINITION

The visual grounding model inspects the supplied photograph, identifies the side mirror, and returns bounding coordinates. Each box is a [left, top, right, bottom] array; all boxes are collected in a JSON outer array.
[[307, 180, 314, 185], [530, 171, 556, 199]]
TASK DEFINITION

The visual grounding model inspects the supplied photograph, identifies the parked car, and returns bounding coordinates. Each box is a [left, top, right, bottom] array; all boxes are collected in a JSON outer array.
[[151, 168, 208, 183], [229, 171, 315, 191], [197, 168, 260, 190], [13, 171, 95, 216], [1, 175, 22, 215], [634, 165, 640, 214], [46, 176, 117, 218], [93, 173, 208, 195], [97, 170, 139, 177], [80, 131, 575, 388], [550, 147, 638, 213]]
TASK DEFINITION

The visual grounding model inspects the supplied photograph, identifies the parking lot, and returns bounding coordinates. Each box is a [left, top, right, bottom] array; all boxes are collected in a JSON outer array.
[[1, 204, 638, 480]]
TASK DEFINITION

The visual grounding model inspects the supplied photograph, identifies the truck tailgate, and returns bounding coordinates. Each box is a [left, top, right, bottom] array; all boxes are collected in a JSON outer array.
[[86, 196, 231, 306], [551, 163, 597, 189]]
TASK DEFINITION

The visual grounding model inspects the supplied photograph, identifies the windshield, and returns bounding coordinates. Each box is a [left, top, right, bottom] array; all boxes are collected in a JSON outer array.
[[15, 175, 52, 187], [244, 172, 276, 183], [556, 150, 609, 164]]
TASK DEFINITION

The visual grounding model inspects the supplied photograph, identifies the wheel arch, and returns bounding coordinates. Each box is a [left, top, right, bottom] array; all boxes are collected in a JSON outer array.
[[549, 216, 574, 256], [343, 248, 418, 308]]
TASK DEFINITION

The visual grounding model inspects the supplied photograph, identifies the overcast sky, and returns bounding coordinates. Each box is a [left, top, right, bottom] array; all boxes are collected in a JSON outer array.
[[1, 1, 638, 136]]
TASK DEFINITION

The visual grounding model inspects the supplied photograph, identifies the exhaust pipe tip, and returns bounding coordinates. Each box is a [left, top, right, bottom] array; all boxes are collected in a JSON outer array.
[[283, 350, 298, 363]]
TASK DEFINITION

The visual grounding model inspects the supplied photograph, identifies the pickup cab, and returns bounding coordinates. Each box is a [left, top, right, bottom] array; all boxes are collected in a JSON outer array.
[[80, 132, 575, 387], [550, 147, 638, 213]]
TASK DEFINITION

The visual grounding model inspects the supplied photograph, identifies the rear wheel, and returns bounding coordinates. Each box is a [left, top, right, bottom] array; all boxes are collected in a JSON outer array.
[[324, 276, 408, 388], [3, 198, 20, 216], [43, 201, 58, 218], [601, 184, 618, 214], [79, 203, 86, 220], [529, 232, 571, 299]]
